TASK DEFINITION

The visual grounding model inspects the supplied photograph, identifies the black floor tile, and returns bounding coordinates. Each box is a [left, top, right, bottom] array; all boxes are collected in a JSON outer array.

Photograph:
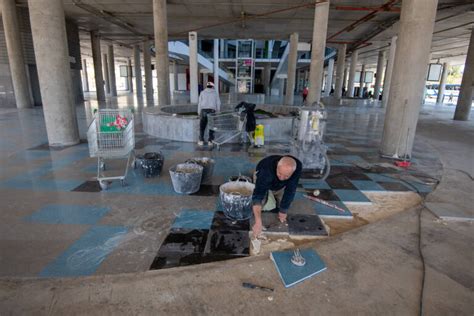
[[192, 184, 220, 196], [204, 230, 250, 256], [377, 181, 411, 192], [343, 172, 372, 181], [211, 211, 250, 231], [149, 252, 203, 270], [72, 180, 101, 192], [300, 169, 328, 180], [325, 175, 357, 190], [158, 229, 209, 254], [288, 214, 328, 236]]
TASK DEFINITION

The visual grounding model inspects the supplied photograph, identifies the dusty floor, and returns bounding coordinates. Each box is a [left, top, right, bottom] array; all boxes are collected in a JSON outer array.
[[0, 95, 472, 314]]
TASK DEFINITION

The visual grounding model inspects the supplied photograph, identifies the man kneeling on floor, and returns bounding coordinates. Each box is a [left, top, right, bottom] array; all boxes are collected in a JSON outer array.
[[252, 155, 302, 237]]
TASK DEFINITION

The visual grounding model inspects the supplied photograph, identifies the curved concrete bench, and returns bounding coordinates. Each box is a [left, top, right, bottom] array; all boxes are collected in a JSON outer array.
[[142, 104, 298, 142]]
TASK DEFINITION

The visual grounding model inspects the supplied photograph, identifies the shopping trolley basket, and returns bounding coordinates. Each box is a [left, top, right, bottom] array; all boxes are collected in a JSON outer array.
[[87, 109, 135, 190], [207, 111, 246, 150]]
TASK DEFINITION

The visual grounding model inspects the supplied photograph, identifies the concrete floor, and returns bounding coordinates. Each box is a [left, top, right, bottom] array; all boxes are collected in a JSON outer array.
[[0, 94, 472, 314]]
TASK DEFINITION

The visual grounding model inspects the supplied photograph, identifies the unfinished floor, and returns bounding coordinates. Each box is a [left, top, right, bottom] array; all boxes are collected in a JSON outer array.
[[0, 95, 472, 314]]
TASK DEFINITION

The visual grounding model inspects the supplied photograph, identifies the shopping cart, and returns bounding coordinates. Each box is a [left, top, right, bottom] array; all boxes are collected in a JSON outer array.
[[87, 109, 135, 190], [208, 110, 246, 150]]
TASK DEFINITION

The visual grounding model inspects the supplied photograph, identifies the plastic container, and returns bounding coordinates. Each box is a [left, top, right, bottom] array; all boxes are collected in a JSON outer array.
[[141, 152, 164, 178], [169, 163, 203, 194], [186, 157, 215, 184], [219, 178, 255, 220]]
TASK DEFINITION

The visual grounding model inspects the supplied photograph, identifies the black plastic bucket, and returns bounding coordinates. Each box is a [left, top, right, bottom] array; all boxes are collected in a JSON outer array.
[[141, 152, 164, 178], [169, 163, 203, 194]]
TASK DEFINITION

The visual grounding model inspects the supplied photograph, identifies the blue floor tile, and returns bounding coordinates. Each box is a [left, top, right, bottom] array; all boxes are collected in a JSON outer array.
[[404, 180, 433, 193], [333, 189, 371, 203], [314, 201, 352, 218], [350, 180, 385, 191], [39, 226, 128, 277], [24, 204, 111, 225], [301, 180, 331, 190], [171, 209, 216, 230]]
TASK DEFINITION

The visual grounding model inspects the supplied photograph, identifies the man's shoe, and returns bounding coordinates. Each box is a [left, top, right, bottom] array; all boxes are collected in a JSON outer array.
[[208, 141, 214, 146], [197, 141, 204, 146]]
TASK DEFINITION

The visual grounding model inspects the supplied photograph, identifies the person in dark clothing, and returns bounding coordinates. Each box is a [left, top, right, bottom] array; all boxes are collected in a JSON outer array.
[[252, 155, 302, 237], [235, 101, 256, 144]]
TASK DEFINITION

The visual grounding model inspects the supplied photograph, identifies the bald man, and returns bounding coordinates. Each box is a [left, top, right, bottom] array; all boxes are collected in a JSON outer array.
[[252, 155, 302, 237]]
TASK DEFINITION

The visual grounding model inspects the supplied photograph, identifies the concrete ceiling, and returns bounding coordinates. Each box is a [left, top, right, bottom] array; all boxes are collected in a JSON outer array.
[[15, 0, 474, 67]]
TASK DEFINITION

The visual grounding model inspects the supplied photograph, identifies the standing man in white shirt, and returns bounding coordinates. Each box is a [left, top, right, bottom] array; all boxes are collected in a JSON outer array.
[[197, 82, 221, 146]]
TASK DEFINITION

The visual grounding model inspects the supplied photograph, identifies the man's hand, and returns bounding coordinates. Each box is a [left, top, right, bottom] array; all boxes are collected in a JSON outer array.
[[252, 221, 263, 238], [278, 212, 287, 223]]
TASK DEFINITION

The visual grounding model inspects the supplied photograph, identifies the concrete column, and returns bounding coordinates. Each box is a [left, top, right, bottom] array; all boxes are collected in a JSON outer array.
[[172, 61, 178, 92], [334, 44, 346, 98], [454, 27, 474, 120], [343, 66, 348, 90], [108, 45, 117, 96], [373, 50, 385, 100], [220, 39, 225, 58], [103, 54, 110, 94], [90, 31, 105, 101], [134, 45, 143, 96], [347, 50, 358, 97], [279, 78, 285, 97], [436, 62, 449, 104], [285, 32, 299, 105], [307, 1, 329, 104], [153, 0, 170, 105], [324, 58, 335, 97], [127, 58, 133, 92], [82, 59, 89, 92], [358, 64, 365, 97], [213, 39, 220, 93], [380, 0, 438, 158], [143, 40, 153, 100], [264, 63, 271, 96], [2, 0, 32, 108], [382, 36, 397, 107], [189, 31, 199, 104], [28, 0, 79, 146]]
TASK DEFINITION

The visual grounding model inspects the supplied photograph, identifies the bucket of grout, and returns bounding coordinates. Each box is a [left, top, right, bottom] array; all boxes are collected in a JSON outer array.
[[186, 157, 215, 184], [219, 178, 255, 221], [169, 163, 203, 194]]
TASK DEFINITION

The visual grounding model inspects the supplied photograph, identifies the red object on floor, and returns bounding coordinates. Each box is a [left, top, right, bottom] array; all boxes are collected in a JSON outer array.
[[394, 161, 411, 168]]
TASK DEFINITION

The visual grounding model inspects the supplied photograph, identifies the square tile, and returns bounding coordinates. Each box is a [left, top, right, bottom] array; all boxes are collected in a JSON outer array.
[[326, 175, 357, 190], [149, 252, 203, 270], [211, 211, 250, 231], [333, 189, 371, 204], [250, 212, 289, 235], [404, 180, 433, 193], [158, 229, 209, 254], [314, 201, 353, 219], [301, 180, 330, 190], [72, 180, 102, 192], [204, 230, 250, 256], [350, 180, 385, 192], [39, 226, 128, 277], [171, 209, 215, 230], [288, 214, 328, 236], [344, 172, 372, 181], [376, 182, 411, 192], [24, 204, 110, 225], [302, 189, 341, 202]]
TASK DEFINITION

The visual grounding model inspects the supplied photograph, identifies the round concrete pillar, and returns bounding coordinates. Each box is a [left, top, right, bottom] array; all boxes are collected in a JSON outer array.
[[380, 0, 439, 158], [2, 0, 32, 108], [454, 27, 474, 121], [90, 31, 105, 101], [307, 1, 329, 105], [334, 44, 346, 98], [134, 45, 143, 96], [143, 40, 154, 101], [153, 0, 170, 105], [28, 0, 79, 146], [347, 50, 358, 97], [285, 32, 299, 105], [373, 50, 386, 100], [108, 45, 117, 97]]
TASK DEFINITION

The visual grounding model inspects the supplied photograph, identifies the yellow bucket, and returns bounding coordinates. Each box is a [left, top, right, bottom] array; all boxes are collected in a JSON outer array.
[[254, 124, 264, 146]]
